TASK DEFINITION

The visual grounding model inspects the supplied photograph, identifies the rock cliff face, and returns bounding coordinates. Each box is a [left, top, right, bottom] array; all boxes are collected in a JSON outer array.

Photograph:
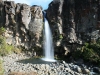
[[47, 0, 100, 55], [0, 1, 43, 51], [0, 0, 100, 56]]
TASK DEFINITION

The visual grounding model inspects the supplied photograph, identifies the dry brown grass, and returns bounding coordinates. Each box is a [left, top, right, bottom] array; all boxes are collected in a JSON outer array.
[[8, 71, 37, 75]]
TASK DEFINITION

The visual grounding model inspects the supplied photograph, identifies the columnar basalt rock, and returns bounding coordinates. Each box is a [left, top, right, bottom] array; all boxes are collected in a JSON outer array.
[[21, 4, 31, 30], [47, 0, 64, 45], [0, 0, 100, 56], [29, 5, 43, 47], [0, 1, 43, 50], [47, 0, 100, 55], [4, 1, 16, 26]]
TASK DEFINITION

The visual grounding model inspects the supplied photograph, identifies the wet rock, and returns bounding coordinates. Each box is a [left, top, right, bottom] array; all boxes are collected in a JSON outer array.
[[65, 68, 71, 72], [74, 59, 84, 65], [62, 60, 66, 64], [76, 67, 82, 73], [82, 68, 90, 74], [93, 67, 100, 74]]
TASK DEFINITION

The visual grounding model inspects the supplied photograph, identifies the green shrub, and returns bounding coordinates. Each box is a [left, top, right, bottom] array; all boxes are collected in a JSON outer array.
[[13, 47, 22, 54], [0, 38, 21, 56], [82, 47, 99, 62], [72, 47, 82, 59], [0, 27, 22, 56], [0, 60, 4, 75], [72, 39, 100, 64], [0, 27, 6, 35], [59, 34, 63, 39], [0, 36, 14, 56]]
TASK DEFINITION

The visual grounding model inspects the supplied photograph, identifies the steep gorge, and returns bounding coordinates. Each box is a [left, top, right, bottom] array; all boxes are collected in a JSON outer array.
[[47, 0, 100, 55], [0, 1, 43, 53], [0, 0, 100, 56]]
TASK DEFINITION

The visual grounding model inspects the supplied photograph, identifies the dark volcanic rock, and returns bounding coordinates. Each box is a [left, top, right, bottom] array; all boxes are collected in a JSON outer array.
[[4, 1, 16, 26], [47, 0, 100, 55], [0, 0, 100, 56], [93, 67, 100, 73]]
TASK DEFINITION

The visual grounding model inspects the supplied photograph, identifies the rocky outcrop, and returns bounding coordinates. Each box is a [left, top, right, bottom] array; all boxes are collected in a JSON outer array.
[[0, 0, 100, 56], [47, 0, 100, 55], [29, 5, 43, 47], [0, 1, 43, 51]]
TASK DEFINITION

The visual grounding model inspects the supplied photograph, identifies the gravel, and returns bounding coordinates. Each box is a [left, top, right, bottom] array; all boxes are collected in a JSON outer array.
[[0, 53, 99, 75]]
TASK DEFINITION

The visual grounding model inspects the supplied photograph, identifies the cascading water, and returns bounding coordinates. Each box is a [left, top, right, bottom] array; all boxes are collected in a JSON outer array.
[[41, 14, 56, 62]]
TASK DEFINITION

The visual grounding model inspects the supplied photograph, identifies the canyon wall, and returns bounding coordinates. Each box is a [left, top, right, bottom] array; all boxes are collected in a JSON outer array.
[[0, 1, 43, 52], [47, 0, 100, 55], [0, 0, 100, 56]]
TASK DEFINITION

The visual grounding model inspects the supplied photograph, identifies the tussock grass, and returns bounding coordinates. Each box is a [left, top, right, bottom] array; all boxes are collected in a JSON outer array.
[[0, 60, 4, 75]]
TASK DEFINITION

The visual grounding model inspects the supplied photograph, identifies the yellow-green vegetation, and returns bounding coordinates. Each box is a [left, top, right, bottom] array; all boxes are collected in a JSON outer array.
[[0, 27, 22, 75], [73, 39, 100, 65], [0, 60, 4, 75], [59, 34, 63, 39], [0, 27, 6, 35], [0, 36, 14, 56], [0, 41, 21, 56], [13, 47, 22, 54], [0, 37, 22, 56], [0, 27, 22, 56]]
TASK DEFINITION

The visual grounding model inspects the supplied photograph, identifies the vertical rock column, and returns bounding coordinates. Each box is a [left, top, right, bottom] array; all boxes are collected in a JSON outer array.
[[4, 1, 16, 45], [4, 1, 16, 26], [0, 1, 5, 26], [47, 0, 64, 46], [66, 0, 77, 43], [20, 4, 31, 48], [29, 5, 43, 48]]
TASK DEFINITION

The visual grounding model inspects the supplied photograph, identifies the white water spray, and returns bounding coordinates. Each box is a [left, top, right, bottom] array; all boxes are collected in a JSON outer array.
[[42, 17, 56, 62]]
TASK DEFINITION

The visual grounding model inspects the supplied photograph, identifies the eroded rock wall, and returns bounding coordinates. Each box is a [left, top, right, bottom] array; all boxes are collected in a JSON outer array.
[[0, 1, 43, 51], [47, 0, 100, 55], [1, 0, 100, 56]]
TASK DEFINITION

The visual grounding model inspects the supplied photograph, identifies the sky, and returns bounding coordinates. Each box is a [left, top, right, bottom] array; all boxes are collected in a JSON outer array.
[[14, 0, 53, 10]]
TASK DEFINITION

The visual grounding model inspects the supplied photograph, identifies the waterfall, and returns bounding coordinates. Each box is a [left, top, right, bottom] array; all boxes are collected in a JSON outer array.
[[41, 16, 56, 62]]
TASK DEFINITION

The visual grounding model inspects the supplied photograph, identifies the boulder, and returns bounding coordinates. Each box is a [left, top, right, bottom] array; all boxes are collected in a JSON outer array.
[[82, 68, 90, 74], [93, 67, 100, 74]]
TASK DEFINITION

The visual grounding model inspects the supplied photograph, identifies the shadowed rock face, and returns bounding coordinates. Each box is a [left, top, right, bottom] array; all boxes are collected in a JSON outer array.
[[0, 0, 100, 56], [47, 0, 100, 55], [0, 1, 43, 50]]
